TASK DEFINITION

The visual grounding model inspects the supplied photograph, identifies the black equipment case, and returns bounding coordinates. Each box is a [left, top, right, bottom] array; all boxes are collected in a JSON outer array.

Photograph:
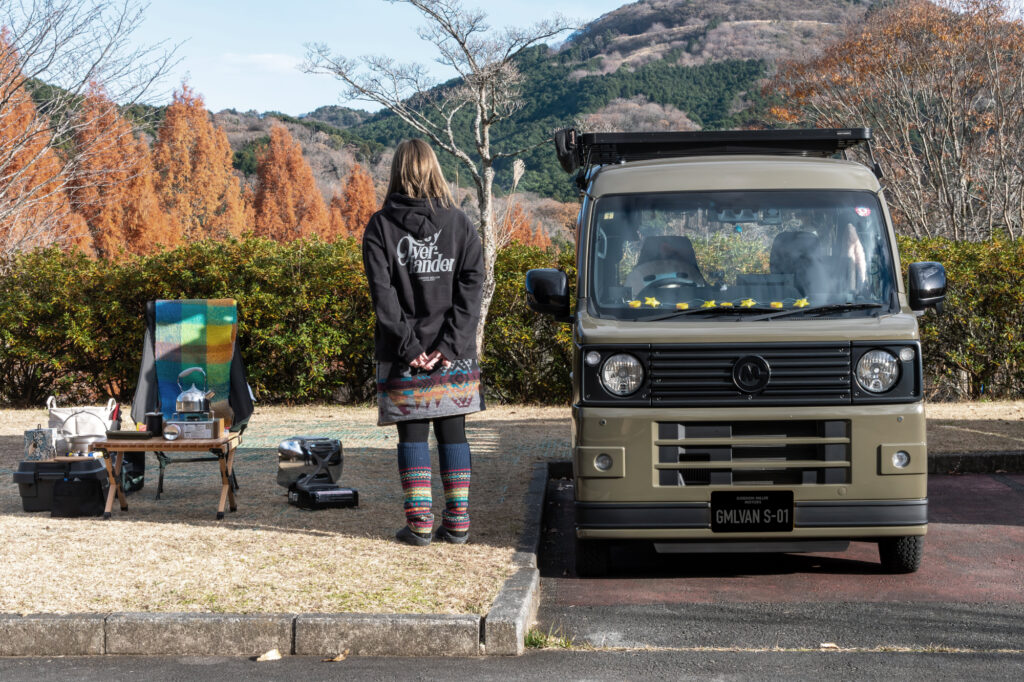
[[287, 478, 359, 510], [13, 459, 109, 514]]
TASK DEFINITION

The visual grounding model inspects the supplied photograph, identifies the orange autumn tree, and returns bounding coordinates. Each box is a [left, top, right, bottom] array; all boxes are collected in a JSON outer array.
[[252, 124, 329, 241], [326, 191, 346, 239], [501, 203, 551, 249], [768, 0, 1024, 240], [0, 32, 92, 258], [151, 85, 247, 241], [69, 85, 172, 258], [338, 163, 378, 239]]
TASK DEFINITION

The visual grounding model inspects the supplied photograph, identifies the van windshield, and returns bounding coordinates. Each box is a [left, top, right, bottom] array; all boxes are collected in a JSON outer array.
[[588, 190, 897, 320]]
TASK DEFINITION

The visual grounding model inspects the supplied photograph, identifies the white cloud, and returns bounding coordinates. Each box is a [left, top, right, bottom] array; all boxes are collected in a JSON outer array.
[[221, 52, 302, 75]]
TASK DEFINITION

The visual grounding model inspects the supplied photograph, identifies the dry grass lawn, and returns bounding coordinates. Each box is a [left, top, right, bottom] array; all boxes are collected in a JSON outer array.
[[0, 405, 568, 615], [0, 400, 1020, 615]]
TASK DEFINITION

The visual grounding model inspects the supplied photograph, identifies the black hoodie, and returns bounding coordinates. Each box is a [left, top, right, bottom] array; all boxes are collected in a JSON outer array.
[[362, 193, 484, 365]]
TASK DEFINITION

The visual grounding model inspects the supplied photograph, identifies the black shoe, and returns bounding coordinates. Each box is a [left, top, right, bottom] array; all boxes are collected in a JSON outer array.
[[395, 526, 431, 546], [434, 526, 469, 545]]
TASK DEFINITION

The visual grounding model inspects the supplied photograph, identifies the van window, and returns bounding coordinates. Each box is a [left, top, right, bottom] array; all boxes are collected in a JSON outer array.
[[589, 190, 897, 320]]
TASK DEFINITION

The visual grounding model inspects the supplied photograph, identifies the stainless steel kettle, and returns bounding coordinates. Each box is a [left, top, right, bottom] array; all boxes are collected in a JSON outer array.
[[176, 367, 214, 414]]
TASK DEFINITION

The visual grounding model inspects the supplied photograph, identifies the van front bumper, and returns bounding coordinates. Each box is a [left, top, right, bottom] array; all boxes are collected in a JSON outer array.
[[576, 498, 927, 540]]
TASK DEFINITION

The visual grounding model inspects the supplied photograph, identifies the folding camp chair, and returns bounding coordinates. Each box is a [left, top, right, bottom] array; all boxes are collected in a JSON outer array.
[[130, 299, 254, 498]]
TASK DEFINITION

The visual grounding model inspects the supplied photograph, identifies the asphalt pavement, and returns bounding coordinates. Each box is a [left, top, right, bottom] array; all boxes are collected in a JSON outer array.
[[534, 472, 1024, 655]]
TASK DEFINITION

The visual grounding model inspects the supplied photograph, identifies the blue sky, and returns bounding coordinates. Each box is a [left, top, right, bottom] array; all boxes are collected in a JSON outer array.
[[133, 0, 627, 115]]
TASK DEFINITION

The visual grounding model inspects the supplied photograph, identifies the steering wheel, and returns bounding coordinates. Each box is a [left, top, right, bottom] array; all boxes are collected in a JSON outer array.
[[636, 276, 694, 299]]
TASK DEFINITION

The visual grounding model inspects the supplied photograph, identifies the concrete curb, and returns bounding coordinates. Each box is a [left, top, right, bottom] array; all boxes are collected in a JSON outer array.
[[0, 614, 105, 656], [480, 461, 550, 655], [0, 459, 555, 658], [930, 450, 1024, 474], [105, 612, 293, 656], [295, 613, 481, 657]]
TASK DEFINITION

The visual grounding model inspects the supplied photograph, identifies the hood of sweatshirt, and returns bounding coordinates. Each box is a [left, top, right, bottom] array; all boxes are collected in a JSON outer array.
[[381, 193, 449, 239]]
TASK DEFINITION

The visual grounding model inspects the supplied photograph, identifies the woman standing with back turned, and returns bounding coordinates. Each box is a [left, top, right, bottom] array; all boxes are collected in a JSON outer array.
[[362, 139, 485, 546]]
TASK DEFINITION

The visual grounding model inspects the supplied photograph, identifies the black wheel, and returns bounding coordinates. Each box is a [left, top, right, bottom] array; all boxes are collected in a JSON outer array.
[[878, 535, 924, 573], [575, 537, 610, 577]]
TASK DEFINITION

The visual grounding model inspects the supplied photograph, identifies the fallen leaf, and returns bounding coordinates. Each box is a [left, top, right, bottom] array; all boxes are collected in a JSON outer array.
[[819, 642, 839, 650], [256, 648, 282, 661], [323, 649, 349, 662]]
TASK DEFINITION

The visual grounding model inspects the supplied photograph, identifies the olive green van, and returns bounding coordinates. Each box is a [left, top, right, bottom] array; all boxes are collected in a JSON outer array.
[[526, 128, 947, 576]]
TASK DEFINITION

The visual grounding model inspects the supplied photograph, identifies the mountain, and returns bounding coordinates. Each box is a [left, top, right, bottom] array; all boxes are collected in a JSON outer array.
[[225, 0, 873, 201]]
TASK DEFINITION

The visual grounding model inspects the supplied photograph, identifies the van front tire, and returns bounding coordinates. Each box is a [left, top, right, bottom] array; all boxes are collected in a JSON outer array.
[[878, 535, 924, 573], [575, 537, 609, 577]]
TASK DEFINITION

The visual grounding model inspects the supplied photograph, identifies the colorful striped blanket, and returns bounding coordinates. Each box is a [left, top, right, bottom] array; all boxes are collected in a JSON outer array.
[[154, 299, 237, 425]]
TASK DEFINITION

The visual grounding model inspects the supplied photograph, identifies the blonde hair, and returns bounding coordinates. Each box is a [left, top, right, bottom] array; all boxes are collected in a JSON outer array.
[[387, 139, 454, 208]]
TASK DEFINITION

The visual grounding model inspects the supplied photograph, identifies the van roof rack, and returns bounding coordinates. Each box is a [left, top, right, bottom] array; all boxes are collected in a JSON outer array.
[[553, 127, 880, 186]]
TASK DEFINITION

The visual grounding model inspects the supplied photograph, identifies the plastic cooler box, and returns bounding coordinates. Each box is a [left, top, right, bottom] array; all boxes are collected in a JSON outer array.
[[13, 459, 109, 512]]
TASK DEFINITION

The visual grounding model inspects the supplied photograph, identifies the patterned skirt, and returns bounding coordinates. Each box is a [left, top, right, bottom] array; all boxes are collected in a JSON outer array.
[[376, 358, 485, 426]]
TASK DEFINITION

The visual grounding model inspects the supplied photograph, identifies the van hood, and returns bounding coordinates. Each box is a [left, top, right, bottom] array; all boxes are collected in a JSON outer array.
[[575, 309, 921, 345]]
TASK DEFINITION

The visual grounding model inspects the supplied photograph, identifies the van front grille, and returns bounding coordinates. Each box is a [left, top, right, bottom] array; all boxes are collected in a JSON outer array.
[[655, 420, 851, 487], [649, 343, 851, 406]]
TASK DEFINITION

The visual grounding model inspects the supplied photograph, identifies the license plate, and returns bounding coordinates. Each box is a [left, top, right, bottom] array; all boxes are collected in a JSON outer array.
[[711, 491, 794, 532]]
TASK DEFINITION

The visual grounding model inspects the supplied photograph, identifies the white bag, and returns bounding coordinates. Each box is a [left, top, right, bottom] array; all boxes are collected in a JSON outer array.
[[46, 396, 118, 454]]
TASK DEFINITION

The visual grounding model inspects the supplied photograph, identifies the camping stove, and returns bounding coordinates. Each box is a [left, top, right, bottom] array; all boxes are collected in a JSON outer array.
[[163, 411, 218, 440]]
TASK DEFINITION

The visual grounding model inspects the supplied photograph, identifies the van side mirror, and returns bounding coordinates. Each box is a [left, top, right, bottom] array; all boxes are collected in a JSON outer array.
[[908, 261, 946, 313], [525, 268, 572, 323]]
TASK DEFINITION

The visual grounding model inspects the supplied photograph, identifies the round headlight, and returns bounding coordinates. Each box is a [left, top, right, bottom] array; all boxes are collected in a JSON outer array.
[[600, 353, 644, 396], [856, 349, 900, 393]]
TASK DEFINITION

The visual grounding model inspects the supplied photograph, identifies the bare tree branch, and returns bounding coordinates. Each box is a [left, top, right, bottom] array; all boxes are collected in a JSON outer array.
[[304, 0, 576, 355]]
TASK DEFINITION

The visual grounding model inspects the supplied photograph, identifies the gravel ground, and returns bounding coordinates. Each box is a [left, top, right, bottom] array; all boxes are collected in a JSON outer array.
[[0, 400, 1019, 615]]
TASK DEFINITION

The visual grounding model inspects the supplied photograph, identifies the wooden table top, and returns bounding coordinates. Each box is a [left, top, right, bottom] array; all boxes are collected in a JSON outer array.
[[89, 432, 240, 451]]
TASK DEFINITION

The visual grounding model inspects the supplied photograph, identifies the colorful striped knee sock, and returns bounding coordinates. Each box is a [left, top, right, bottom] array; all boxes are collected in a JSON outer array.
[[439, 442, 471, 534], [397, 441, 432, 534]]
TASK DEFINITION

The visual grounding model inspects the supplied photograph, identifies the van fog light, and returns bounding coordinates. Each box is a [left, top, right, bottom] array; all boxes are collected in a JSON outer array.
[[899, 347, 915, 362], [594, 453, 613, 471], [892, 451, 911, 468], [600, 353, 644, 396], [856, 349, 899, 393], [585, 351, 602, 367]]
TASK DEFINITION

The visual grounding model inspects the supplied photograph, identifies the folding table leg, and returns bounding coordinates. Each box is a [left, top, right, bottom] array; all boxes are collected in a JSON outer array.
[[226, 444, 237, 513], [102, 451, 128, 519], [217, 450, 230, 520]]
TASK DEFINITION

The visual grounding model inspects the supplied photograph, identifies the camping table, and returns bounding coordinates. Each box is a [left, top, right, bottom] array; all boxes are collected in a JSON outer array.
[[88, 433, 241, 520]]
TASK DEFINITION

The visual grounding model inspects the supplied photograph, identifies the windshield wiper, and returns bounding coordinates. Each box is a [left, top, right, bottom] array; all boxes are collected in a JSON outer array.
[[644, 306, 780, 321], [750, 302, 884, 321]]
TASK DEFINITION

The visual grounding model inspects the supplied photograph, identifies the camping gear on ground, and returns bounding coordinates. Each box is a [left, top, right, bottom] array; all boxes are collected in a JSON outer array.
[[13, 459, 109, 514], [287, 478, 359, 510], [278, 436, 357, 510], [277, 436, 343, 488], [129, 299, 254, 498], [23, 428, 58, 460], [46, 397, 120, 455]]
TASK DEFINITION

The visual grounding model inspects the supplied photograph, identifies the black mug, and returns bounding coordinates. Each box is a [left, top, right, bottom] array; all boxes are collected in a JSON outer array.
[[144, 412, 163, 436]]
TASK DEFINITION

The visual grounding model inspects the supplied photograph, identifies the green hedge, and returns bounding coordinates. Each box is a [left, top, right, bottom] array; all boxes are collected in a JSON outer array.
[[1, 237, 1020, 407], [899, 237, 1024, 400], [0, 238, 573, 407]]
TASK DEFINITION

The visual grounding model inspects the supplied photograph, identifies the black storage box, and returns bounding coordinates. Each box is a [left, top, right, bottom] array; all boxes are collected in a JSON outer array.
[[13, 459, 109, 513], [287, 477, 358, 510]]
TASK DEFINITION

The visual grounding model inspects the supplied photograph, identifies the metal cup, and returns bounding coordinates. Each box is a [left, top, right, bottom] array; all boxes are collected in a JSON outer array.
[[144, 412, 163, 436]]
